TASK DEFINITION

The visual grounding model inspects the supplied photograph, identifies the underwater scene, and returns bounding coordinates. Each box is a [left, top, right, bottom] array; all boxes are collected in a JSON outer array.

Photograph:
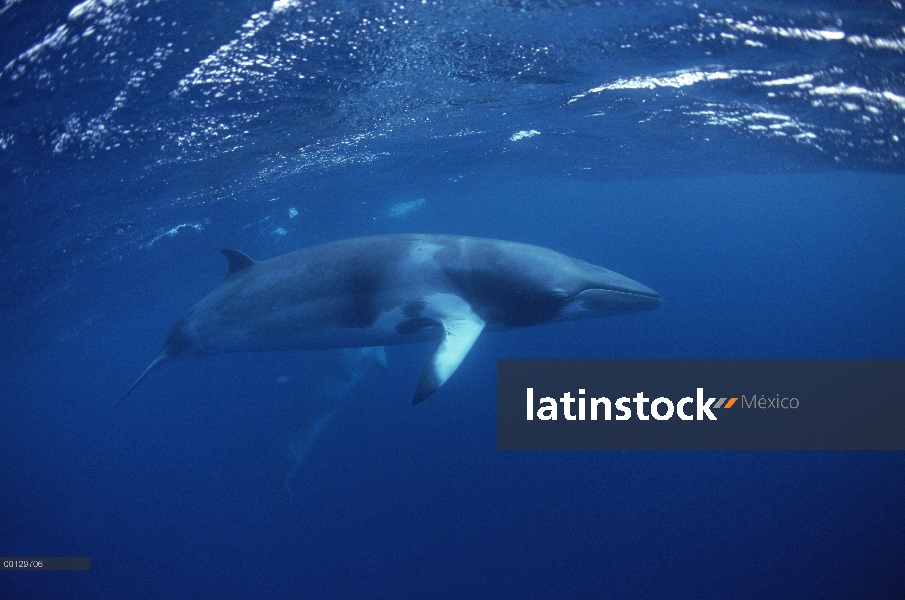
[[1, 0, 904, 597]]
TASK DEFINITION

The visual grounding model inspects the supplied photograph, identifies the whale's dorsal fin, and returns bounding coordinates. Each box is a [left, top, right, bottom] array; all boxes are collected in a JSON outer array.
[[220, 249, 255, 277], [412, 294, 486, 404]]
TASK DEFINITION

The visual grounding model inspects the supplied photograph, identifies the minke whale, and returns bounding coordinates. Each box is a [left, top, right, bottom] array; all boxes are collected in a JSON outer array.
[[120, 234, 661, 406]]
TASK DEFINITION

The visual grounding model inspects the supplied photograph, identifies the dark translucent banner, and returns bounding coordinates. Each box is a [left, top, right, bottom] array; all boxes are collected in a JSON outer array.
[[1, 557, 90, 570], [497, 360, 905, 450]]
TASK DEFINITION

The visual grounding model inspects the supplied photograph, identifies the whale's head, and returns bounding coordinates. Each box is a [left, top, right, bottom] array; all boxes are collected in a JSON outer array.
[[553, 263, 661, 322], [442, 238, 661, 326]]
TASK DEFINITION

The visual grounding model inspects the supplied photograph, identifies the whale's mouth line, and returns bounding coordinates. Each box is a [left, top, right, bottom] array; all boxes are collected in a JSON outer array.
[[587, 287, 661, 300], [603, 288, 661, 298], [569, 288, 663, 315]]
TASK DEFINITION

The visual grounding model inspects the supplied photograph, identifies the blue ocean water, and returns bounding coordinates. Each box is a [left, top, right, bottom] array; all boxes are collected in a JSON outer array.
[[2, 1, 904, 598]]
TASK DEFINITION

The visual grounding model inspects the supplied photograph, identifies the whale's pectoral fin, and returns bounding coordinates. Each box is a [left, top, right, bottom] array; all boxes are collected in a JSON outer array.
[[413, 303, 485, 404]]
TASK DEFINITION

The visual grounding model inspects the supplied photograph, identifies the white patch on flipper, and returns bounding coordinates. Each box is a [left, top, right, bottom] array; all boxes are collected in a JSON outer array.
[[433, 317, 484, 383], [413, 293, 486, 403]]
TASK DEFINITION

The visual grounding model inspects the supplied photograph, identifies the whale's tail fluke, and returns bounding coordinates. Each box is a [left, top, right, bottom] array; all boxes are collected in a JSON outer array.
[[284, 410, 335, 502], [283, 346, 387, 501], [117, 353, 169, 407]]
